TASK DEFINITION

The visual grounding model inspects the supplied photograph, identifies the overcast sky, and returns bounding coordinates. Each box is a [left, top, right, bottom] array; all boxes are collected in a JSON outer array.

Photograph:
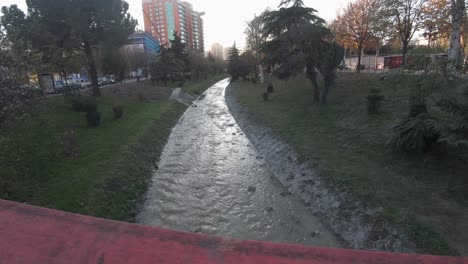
[[1, 0, 344, 50]]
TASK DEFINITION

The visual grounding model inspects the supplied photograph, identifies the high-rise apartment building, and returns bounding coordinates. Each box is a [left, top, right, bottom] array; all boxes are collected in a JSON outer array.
[[142, 0, 205, 53], [210, 43, 224, 60]]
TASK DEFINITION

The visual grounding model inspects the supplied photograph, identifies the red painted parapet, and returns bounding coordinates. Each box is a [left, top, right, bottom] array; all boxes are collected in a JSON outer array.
[[0, 200, 465, 264]]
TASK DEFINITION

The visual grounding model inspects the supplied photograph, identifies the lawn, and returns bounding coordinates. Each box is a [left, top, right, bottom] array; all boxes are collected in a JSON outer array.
[[0, 75, 225, 222], [231, 73, 468, 255]]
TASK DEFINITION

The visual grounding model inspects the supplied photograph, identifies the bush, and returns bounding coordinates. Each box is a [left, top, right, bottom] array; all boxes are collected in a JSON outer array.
[[367, 89, 384, 114], [86, 110, 101, 127], [0, 79, 44, 127], [113, 105, 124, 119], [79, 98, 100, 127], [389, 113, 440, 153], [267, 83, 274, 94]]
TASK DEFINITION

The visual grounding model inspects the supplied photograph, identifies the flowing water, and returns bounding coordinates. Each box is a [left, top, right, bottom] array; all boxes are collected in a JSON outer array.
[[138, 79, 341, 247]]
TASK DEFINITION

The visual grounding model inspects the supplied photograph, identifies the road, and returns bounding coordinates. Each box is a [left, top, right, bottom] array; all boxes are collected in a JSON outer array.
[[138, 79, 341, 247]]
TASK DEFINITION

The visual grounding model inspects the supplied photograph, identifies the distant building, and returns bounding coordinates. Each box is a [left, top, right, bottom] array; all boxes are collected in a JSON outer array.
[[142, 0, 205, 52], [223, 47, 232, 61], [210, 43, 224, 60], [123, 32, 161, 78], [125, 31, 161, 54]]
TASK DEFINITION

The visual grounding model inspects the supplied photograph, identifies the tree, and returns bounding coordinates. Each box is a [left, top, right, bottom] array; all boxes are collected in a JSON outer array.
[[150, 47, 183, 86], [123, 47, 149, 80], [261, 0, 343, 104], [245, 12, 268, 83], [100, 44, 127, 83], [188, 51, 208, 81], [227, 43, 241, 81], [169, 31, 189, 73], [335, 0, 380, 73], [0, 5, 41, 83], [387, 0, 426, 65], [369, 0, 394, 70], [26, 0, 136, 96], [421, 0, 452, 48], [448, 0, 466, 66]]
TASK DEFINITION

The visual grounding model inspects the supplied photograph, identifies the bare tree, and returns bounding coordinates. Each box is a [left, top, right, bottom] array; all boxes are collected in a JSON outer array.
[[369, 0, 394, 69], [448, 0, 466, 66], [245, 13, 267, 83], [387, 0, 426, 65]]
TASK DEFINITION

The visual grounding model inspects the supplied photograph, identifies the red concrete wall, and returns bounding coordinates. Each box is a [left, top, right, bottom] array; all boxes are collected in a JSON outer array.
[[0, 199, 465, 264]]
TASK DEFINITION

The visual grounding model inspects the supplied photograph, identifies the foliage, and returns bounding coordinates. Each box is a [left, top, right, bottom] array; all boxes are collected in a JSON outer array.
[[267, 83, 274, 93], [420, 0, 452, 49], [227, 43, 244, 82], [189, 51, 209, 81], [149, 46, 184, 86], [100, 44, 128, 82], [384, 48, 467, 156], [385, 0, 426, 65], [0, 5, 42, 83], [260, 0, 343, 104], [435, 96, 468, 157], [25, 0, 137, 96], [169, 32, 190, 73], [333, 0, 382, 73], [0, 79, 43, 127], [367, 89, 385, 114], [389, 113, 440, 153], [150, 31, 191, 86]]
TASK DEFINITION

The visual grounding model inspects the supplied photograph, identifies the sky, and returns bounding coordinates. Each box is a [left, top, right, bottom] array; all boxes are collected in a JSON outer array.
[[1, 0, 344, 50]]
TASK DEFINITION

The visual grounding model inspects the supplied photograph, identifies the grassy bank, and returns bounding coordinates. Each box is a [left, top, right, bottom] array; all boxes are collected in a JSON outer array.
[[0, 75, 225, 222], [231, 73, 468, 255]]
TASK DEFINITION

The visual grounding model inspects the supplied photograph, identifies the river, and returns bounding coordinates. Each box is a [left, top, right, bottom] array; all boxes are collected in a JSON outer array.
[[138, 79, 340, 248]]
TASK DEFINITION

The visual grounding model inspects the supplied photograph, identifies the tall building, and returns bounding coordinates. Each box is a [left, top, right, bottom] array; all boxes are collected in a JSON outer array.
[[223, 47, 232, 61], [142, 0, 205, 53], [210, 43, 224, 60]]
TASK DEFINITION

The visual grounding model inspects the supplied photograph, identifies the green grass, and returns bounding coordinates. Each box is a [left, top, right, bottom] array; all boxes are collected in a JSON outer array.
[[1, 75, 225, 221], [232, 73, 468, 255]]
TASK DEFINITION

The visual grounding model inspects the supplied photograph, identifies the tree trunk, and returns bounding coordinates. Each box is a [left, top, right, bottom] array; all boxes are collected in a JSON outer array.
[[448, 0, 465, 66], [62, 70, 68, 86], [402, 41, 409, 66], [306, 65, 320, 103], [320, 83, 330, 105], [259, 64, 265, 84], [375, 45, 381, 70], [357, 46, 363, 73], [83, 41, 100, 96]]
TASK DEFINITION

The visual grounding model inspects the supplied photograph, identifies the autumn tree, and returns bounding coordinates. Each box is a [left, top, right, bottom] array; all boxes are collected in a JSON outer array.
[[335, 0, 380, 72], [386, 0, 426, 65], [421, 0, 452, 48]]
